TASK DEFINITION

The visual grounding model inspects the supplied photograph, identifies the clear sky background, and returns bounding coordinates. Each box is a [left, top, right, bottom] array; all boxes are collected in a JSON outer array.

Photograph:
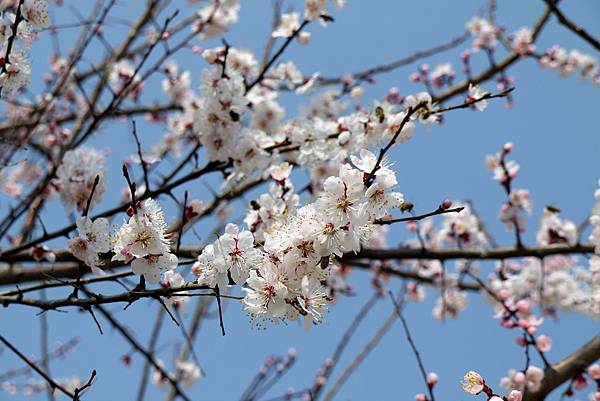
[[1, 1, 599, 400]]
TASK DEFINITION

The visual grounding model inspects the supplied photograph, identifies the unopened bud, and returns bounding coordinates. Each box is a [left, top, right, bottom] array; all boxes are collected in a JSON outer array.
[[441, 199, 453, 210]]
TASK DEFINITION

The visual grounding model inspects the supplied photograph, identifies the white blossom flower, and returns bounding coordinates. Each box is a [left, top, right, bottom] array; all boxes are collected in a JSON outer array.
[[272, 13, 300, 38], [113, 199, 171, 260], [175, 360, 202, 387], [511, 27, 535, 56], [467, 84, 489, 111], [68, 216, 110, 275], [193, 244, 230, 289], [462, 370, 485, 394], [163, 271, 190, 312], [404, 92, 440, 124], [196, 0, 240, 39], [22, 0, 50, 30], [213, 224, 260, 284], [589, 182, 600, 254], [131, 253, 178, 284], [500, 366, 545, 392], [243, 266, 289, 321], [317, 174, 364, 226], [297, 275, 328, 330], [466, 16, 497, 49], [537, 207, 577, 246], [55, 147, 106, 212], [0, 49, 31, 96]]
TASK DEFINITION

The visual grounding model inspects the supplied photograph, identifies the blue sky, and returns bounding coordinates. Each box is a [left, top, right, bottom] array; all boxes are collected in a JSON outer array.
[[1, 1, 599, 400]]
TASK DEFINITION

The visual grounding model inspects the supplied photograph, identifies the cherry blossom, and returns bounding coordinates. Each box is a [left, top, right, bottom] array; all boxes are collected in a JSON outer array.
[[55, 147, 106, 212], [462, 370, 485, 395], [511, 27, 535, 56], [467, 84, 489, 111], [500, 366, 545, 392], [272, 13, 301, 38], [68, 216, 110, 275]]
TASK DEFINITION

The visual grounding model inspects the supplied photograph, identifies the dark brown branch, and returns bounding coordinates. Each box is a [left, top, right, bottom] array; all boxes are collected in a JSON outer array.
[[432, 5, 554, 104], [322, 306, 398, 401], [214, 285, 226, 336], [0, 0, 25, 98], [261, 0, 283, 69], [1, 242, 594, 287], [432, 87, 514, 114], [345, 260, 480, 292], [311, 293, 380, 400], [541, 0, 600, 51], [315, 30, 470, 87], [364, 104, 423, 186], [93, 303, 192, 401], [389, 292, 435, 401], [466, 271, 550, 367], [0, 282, 241, 310], [375, 206, 465, 225], [246, 20, 310, 93], [83, 175, 100, 217], [342, 243, 594, 263], [131, 120, 150, 192], [166, 298, 211, 401], [136, 308, 165, 401], [0, 160, 229, 258], [0, 334, 76, 399], [525, 333, 600, 401], [0, 103, 182, 136]]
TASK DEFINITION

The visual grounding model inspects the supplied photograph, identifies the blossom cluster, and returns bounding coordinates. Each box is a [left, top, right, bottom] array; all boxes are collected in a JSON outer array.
[[55, 147, 106, 212], [152, 358, 202, 389], [65, 196, 179, 284], [539, 45, 600, 85], [194, 148, 405, 329], [590, 181, 600, 254], [112, 199, 178, 283], [0, 0, 50, 96], [462, 370, 525, 401]]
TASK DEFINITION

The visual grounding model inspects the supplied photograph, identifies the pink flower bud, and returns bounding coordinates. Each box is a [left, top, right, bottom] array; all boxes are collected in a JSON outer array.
[[501, 318, 516, 329], [535, 335, 552, 352], [427, 372, 438, 387], [298, 31, 311, 45], [507, 390, 523, 401], [515, 336, 527, 347], [587, 364, 600, 380], [415, 393, 428, 401], [406, 221, 418, 232], [516, 299, 530, 314], [441, 199, 453, 210], [513, 371, 526, 386], [572, 375, 588, 391]]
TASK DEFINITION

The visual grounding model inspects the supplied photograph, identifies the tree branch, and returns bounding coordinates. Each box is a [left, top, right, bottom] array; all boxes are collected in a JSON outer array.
[[541, 0, 600, 51], [526, 333, 600, 401]]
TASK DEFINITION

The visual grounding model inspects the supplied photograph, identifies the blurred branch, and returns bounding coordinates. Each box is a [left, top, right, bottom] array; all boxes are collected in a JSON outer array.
[[541, 0, 600, 51], [526, 333, 600, 401], [315, 30, 470, 87]]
